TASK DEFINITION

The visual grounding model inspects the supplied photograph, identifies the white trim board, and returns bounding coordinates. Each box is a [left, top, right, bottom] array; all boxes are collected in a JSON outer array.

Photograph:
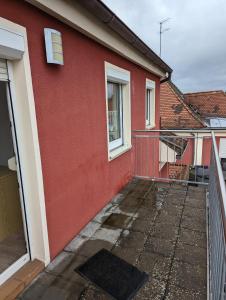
[[0, 27, 24, 60], [0, 18, 50, 275]]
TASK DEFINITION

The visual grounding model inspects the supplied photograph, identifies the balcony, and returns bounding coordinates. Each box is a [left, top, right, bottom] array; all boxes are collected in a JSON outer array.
[[18, 130, 225, 299]]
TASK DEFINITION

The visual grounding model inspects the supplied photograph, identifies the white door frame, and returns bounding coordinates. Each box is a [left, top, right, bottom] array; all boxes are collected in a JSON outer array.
[[0, 17, 50, 285], [0, 78, 30, 285]]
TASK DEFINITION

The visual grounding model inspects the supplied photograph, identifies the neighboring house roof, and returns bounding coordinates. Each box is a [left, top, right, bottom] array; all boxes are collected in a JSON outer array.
[[184, 90, 226, 118], [160, 132, 188, 156], [160, 81, 205, 129], [26, 0, 172, 77]]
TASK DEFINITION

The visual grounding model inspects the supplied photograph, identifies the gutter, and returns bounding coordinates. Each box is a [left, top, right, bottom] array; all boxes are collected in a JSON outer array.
[[160, 72, 171, 84]]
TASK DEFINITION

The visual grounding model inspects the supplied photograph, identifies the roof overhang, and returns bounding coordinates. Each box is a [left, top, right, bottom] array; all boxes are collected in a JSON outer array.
[[25, 0, 172, 78]]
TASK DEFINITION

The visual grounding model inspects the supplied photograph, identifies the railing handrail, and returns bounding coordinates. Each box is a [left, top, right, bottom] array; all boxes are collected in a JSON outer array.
[[133, 135, 213, 139], [211, 131, 226, 239], [133, 129, 226, 133]]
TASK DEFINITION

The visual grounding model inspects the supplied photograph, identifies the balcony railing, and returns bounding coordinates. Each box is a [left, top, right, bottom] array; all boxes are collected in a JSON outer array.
[[132, 129, 226, 299], [208, 132, 226, 300]]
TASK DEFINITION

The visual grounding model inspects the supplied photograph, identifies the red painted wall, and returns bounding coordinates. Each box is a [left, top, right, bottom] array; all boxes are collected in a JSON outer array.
[[133, 132, 160, 179], [0, 1, 160, 258], [176, 139, 194, 165], [202, 136, 220, 166], [202, 138, 212, 166]]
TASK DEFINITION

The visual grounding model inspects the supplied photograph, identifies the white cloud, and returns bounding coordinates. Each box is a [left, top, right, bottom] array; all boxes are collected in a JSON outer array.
[[102, 0, 226, 92]]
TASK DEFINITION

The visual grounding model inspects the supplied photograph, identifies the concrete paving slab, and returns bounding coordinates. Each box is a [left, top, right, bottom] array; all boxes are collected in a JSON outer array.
[[79, 221, 101, 238], [17, 272, 56, 300], [140, 198, 157, 209], [91, 227, 122, 244], [110, 193, 124, 205], [134, 279, 167, 300], [45, 252, 75, 276], [110, 205, 138, 217], [183, 206, 206, 220], [175, 242, 207, 267], [178, 228, 207, 248], [137, 252, 171, 281], [161, 202, 183, 215], [165, 284, 206, 300], [82, 285, 112, 300], [77, 239, 113, 258], [112, 246, 140, 265], [57, 255, 88, 285], [39, 279, 85, 300], [130, 217, 154, 233], [151, 223, 179, 242], [155, 210, 181, 227], [118, 195, 143, 208], [136, 206, 157, 220], [144, 236, 175, 258], [117, 230, 147, 250], [185, 196, 206, 209], [64, 235, 88, 253], [102, 213, 133, 229], [181, 215, 206, 233], [92, 210, 112, 224], [18, 179, 207, 300], [170, 260, 206, 293]]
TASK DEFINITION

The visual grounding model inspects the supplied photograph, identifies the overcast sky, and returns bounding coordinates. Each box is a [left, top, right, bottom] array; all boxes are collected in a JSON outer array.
[[102, 0, 226, 93]]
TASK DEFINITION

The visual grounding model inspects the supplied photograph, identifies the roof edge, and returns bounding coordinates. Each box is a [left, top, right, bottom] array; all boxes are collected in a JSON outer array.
[[25, 0, 172, 76], [77, 0, 172, 74], [185, 90, 225, 95], [167, 81, 207, 127]]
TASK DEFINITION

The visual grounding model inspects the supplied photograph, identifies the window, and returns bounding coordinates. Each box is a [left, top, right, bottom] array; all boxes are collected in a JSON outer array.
[[105, 62, 131, 160], [145, 79, 155, 128]]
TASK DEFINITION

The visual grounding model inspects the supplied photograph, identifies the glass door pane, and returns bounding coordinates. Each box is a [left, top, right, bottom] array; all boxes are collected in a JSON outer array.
[[0, 80, 28, 279]]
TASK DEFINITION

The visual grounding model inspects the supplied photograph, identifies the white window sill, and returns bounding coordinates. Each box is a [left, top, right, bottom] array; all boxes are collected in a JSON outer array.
[[146, 124, 156, 130], [108, 144, 132, 161]]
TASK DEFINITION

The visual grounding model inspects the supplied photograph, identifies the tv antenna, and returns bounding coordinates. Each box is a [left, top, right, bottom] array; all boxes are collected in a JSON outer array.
[[159, 18, 170, 57]]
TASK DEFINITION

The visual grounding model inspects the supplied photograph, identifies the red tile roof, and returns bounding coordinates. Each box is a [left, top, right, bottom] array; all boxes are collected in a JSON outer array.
[[184, 90, 226, 118], [160, 81, 205, 129]]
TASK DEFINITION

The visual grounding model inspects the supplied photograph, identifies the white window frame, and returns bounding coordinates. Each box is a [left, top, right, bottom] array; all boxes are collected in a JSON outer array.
[[105, 62, 131, 161], [145, 79, 156, 129], [107, 82, 123, 150]]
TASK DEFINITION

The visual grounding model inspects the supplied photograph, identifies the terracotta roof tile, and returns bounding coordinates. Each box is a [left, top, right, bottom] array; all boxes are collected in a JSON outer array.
[[184, 90, 226, 117], [160, 81, 205, 129]]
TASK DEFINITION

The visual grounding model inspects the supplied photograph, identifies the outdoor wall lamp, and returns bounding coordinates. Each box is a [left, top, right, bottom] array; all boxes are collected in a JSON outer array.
[[44, 28, 64, 65]]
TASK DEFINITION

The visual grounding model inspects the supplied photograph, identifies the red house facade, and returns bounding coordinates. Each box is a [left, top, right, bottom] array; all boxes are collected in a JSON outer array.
[[0, 0, 172, 287]]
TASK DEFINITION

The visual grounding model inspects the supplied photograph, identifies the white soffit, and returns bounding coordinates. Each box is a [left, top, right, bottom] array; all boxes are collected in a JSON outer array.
[[0, 27, 24, 60]]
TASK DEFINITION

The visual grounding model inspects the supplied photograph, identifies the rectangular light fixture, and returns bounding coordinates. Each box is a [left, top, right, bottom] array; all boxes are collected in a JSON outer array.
[[44, 28, 64, 65]]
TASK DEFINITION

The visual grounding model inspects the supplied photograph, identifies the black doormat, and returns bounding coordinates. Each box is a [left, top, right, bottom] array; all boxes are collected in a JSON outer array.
[[75, 248, 149, 300]]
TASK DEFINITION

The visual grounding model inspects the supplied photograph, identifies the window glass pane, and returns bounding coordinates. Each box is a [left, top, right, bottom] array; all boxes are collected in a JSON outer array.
[[146, 89, 151, 124], [107, 82, 122, 142]]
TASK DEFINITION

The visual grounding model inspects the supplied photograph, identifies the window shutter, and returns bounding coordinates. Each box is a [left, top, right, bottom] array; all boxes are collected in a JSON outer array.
[[0, 59, 8, 81]]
